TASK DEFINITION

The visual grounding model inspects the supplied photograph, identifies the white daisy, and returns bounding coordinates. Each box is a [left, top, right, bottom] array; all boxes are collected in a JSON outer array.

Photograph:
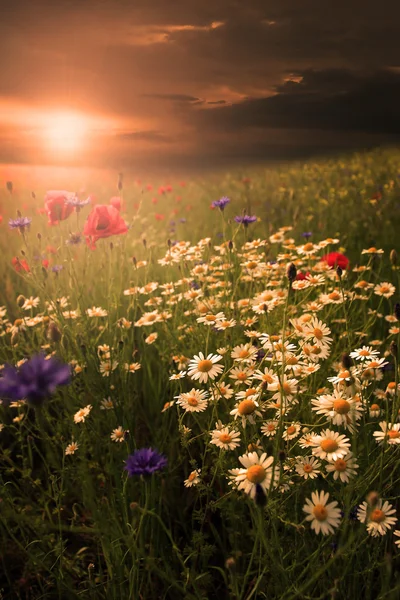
[[228, 451, 279, 499], [187, 352, 223, 383], [176, 389, 209, 413], [210, 425, 241, 450], [373, 422, 400, 445], [303, 490, 341, 535], [311, 429, 351, 461], [357, 499, 397, 537], [325, 451, 359, 483], [295, 456, 321, 480]]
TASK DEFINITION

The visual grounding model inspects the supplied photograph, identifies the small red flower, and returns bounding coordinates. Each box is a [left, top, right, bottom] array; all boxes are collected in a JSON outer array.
[[83, 204, 128, 249], [12, 257, 30, 273], [46, 245, 57, 255], [154, 213, 165, 221], [42, 259, 50, 269], [321, 252, 349, 270], [152, 198, 158, 205], [44, 190, 75, 225]]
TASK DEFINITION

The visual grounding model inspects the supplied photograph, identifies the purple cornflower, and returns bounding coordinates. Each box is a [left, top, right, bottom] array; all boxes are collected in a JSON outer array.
[[65, 196, 91, 208], [124, 448, 167, 477], [211, 196, 230, 211], [234, 215, 257, 227], [302, 232, 312, 239], [9, 217, 32, 231], [66, 233, 82, 245], [0, 353, 71, 407], [51, 265, 63, 273]]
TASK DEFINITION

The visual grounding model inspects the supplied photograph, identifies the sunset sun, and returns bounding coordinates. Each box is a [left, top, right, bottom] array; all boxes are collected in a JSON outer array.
[[44, 112, 90, 154]]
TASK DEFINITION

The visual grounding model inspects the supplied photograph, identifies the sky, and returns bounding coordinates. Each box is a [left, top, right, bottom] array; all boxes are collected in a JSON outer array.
[[1, 0, 400, 170]]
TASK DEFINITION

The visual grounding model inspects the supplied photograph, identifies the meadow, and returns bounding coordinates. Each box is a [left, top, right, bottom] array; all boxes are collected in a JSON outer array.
[[1, 147, 400, 599]]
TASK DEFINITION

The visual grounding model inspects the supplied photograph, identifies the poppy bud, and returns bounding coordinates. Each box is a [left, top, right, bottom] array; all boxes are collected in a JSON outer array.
[[390, 250, 397, 266], [341, 353, 353, 369], [287, 262, 297, 283], [336, 265, 343, 279], [16, 295, 26, 308], [47, 322, 62, 343], [6, 181, 13, 194]]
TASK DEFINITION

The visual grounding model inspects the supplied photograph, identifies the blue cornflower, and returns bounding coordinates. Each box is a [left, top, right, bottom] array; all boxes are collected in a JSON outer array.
[[124, 448, 167, 477], [234, 215, 257, 227], [9, 217, 32, 230], [0, 353, 71, 407], [51, 265, 63, 273], [211, 196, 230, 211], [302, 232, 312, 239]]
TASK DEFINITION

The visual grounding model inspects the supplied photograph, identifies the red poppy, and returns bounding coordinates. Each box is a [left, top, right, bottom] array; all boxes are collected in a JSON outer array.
[[83, 205, 128, 249], [12, 257, 30, 273], [44, 190, 75, 225], [152, 198, 158, 205], [321, 252, 349, 270], [295, 271, 310, 281], [154, 213, 165, 221], [42, 259, 50, 269], [46, 245, 57, 255], [0, 215, 3, 224]]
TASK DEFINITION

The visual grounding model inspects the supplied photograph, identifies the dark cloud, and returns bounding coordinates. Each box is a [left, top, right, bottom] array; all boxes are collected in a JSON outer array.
[[141, 94, 201, 102], [194, 69, 400, 135], [117, 130, 172, 143]]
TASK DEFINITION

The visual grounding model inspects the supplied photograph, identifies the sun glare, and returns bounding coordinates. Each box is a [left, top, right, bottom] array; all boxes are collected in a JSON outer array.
[[44, 112, 90, 154]]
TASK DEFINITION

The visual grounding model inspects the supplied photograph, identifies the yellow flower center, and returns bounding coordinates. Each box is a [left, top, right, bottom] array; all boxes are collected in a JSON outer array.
[[368, 247, 377, 253], [238, 399, 256, 415], [239, 349, 250, 358], [206, 315, 216, 321], [328, 291, 341, 301], [313, 328, 323, 340], [267, 423, 276, 431], [246, 465, 266, 484], [287, 425, 297, 435], [303, 463, 313, 473], [303, 243, 314, 252], [313, 504, 328, 521], [236, 371, 248, 381], [188, 471, 197, 482], [333, 399, 351, 414], [187, 396, 199, 407], [338, 370, 350, 380], [247, 261, 258, 269], [197, 359, 213, 373], [334, 458, 347, 471], [245, 388, 257, 397], [219, 433, 232, 443], [387, 429, 400, 440], [370, 509, 385, 523], [320, 438, 338, 453], [370, 403, 380, 411]]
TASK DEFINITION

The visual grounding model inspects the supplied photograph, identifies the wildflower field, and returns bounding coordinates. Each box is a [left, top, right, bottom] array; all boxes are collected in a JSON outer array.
[[2, 147, 400, 599]]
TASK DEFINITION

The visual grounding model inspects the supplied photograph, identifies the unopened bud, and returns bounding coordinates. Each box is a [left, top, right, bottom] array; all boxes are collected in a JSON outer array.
[[142, 238, 147, 248], [336, 265, 343, 279], [341, 353, 353, 369], [225, 557, 236, 570], [278, 450, 286, 462], [47, 322, 62, 343], [390, 249, 397, 265], [254, 483, 267, 507], [366, 491, 380, 508], [31, 191, 36, 199], [394, 303, 400, 321], [109, 242, 114, 251], [6, 181, 13, 194], [132, 256, 137, 267], [287, 262, 297, 283], [228, 240, 233, 250], [16, 295, 26, 308], [37, 232, 41, 241], [390, 341, 398, 359]]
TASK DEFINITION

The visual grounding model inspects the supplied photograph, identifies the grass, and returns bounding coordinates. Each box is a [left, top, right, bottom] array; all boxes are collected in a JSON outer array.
[[1, 146, 400, 599]]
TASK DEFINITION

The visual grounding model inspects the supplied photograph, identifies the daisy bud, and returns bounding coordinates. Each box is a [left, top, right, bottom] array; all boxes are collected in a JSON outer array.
[[390, 341, 398, 359], [47, 322, 62, 343], [225, 557, 236, 570], [341, 353, 353, 369], [247, 443, 258, 452], [390, 249, 397, 265], [16, 294, 26, 308], [395, 303, 400, 321], [366, 491, 380, 507], [287, 262, 297, 283]]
